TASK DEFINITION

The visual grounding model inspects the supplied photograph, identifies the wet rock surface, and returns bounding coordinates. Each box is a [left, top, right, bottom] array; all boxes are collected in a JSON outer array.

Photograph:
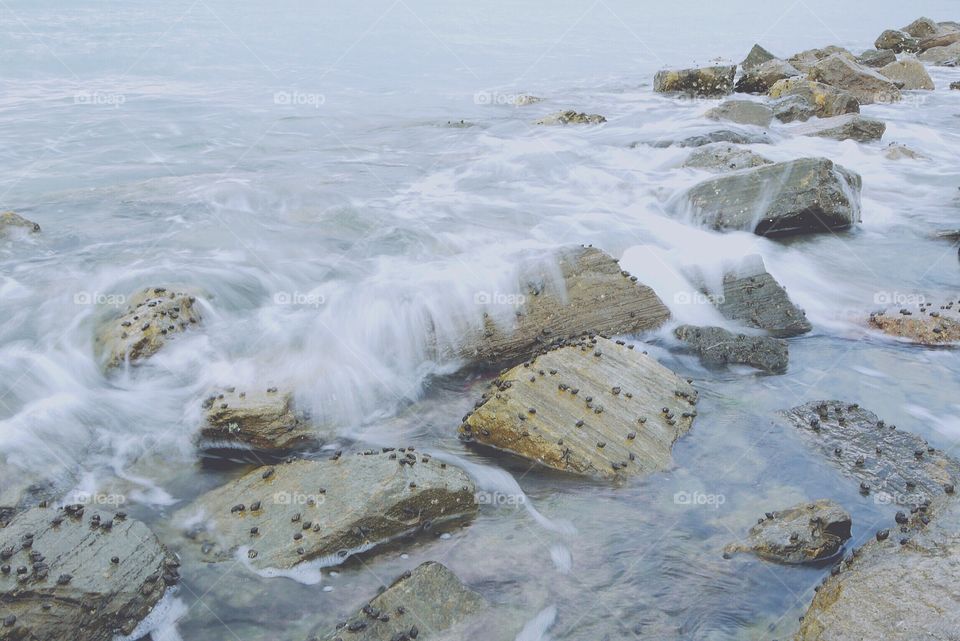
[[0, 211, 40, 237], [715, 255, 812, 338], [535, 110, 606, 125], [654, 65, 736, 97], [879, 57, 935, 90], [0, 465, 58, 527], [95, 287, 202, 371], [648, 129, 771, 148], [734, 58, 801, 94], [460, 336, 698, 480], [681, 143, 772, 173], [807, 54, 901, 105], [704, 100, 773, 127], [681, 158, 862, 237], [790, 114, 886, 143], [855, 48, 896, 68], [868, 300, 960, 344], [309, 562, 486, 641], [0, 505, 175, 641], [726, 500, 851, 564], [787, 46, 854, 73], [177, 455, 476, 570], [199, 386, 318, 455], [674, 325, 788, 374], [883, 143, 926, 160], [768, 79, 860, 121]]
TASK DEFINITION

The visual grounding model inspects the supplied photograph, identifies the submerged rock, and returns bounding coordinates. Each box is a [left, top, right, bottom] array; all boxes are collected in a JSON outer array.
[[535, 110, 605, 125], [177, 455, 476, 569], [918, 41, 960, 65], [704, 100, 773, 127], [680, 158, 862, 237], [734, 58, 801, 94], [458, 246, 670, 366], [648, 129, 771, 148], [715, 256, 812, 338], [740, 44, 776, 71], [653, 65, 736, 97], [512, 94, 542, 106], [874, 29, 920, 53], [879, 57, 935, 90], [787, 46, 854, 73], [198, 386, 318, 455], [790, 114, 886, 143], [768, 78, 860, 120], [95, 287, 202, 371], [460, 336, 698, 480], [868, 301, 960, 345], [674, 325, 787, 373], [310, 562, 486, 641], [855, 48, 896, 68], [808, 54, 901, 104], [883, 143, 926, 160], [0, 463, 58, 526], [726, 500, 851, 564], [0, 211, 40, 237], [0, 505, 176, 641], [681, 143, 772, 173]]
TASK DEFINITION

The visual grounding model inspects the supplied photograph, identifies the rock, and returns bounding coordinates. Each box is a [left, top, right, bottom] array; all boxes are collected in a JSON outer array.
[[879, 57, 935, 90], [653, 65, 736, 97], [535, 110, 605, 125], [725, 500, 851, 564], [782, 401, 960, 505], [0, 464, 58, 526], [918, 40, 960, 65], [918, 30, 960, 53], [512, 94, 542, 106], [771, 96, 817, 124], [458, 246, 670, 366], [177, 454, 476, 569], [310, 562, 486, 641], [787, 46, 854, 73], [681, 143, 772, 173], [459, 336, 698, 480], [741, 44, 776, 71], [874, 29, 920, 53], [94, 287, 202, 371], [953, 81, 960, 90], [0, 211, 40, 237], [790, 114, 886, 143], [883, 143, 926, 160], [0, 505, 175, 641], [768, 78, 860, 120], [734, 58, 801, 94], [673, 325, 788, 373], [680, 158, 862, 237], [704, 100, 773, 127], [855, 48, 896, 68], [198, 387, 318, 455], [902, 16, 942, 39], [868, 300, 960, 345], [715, 256, 812, 337], [808, 54, 901, 105], [646, 129, 771, 148]]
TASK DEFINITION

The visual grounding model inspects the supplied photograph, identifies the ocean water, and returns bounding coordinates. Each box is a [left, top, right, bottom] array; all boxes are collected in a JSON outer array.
[[1, 1, 960, 640]]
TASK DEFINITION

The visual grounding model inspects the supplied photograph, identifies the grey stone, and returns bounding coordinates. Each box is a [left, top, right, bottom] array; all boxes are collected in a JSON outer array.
[[768, 78, 860, 120], [681, 143, 772, 173], [808, 54, 901, 104], [884, 143, 926, 160], [726, 500, 851, 564], [790, 114, 886, 143], [771, 96, 817, 124], [674, 325, 788, 373], [741, 44, 776, 71], [716, 256, 812, 337], [647, 129, 771, 148], [704, 100, 774, 127], [0, 463, 59, 526], [855, 48, 896, 68], [787, 46, 854, 73], [535, 110, 605, 125], [918, 41, 960, 66], [735, 58, 801, 94], [654, 65, 736, 97], [875, 29, 920, 53], [953, 81, 960, 90], [879, 57, 935, 90], [902, 16, 942, 39], [198, 387, 319, 455]]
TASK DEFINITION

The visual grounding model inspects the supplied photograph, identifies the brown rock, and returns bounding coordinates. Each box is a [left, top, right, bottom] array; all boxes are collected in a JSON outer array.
[[790, 114, 886, 143], [808, 54, 901, 104], [654, 65, 736, 97], [787, 46, 854, 73], [768, 78, 860, 120], [198, 387, 318, 455], [735, 58, 801, 94], [725, 500, 851, 564], [535, 110, 605, 125], [879, 57, 935, 90], [0, 211, 40, 237], [868, 301, 960, 345]]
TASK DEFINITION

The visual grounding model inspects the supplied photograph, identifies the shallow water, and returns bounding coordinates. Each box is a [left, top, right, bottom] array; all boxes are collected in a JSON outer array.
[[2, 1, 960, 639]]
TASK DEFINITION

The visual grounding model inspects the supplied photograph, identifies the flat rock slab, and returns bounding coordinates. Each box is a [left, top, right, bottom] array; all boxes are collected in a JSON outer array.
[[177, 455, 476, 570], [918, 30, 960, 52], [674, 325, 788, 373], [460, 336, 698, 480], [868, 300, 960, 345], [704, 100, 773, 127], [95, 287, 202, 371], [0, 506, 176, 641], [681, 143, 772, 173], [199, 387, 318, 454], [648, 129, 771, 148], [790, 114, 886, 143], [768, 79, 860, 120], [782, 401, 960, 505], [458, 246, 670, 366], [808, 54, 901, 105], [535, 110, 605, 125], [879, 58, 935, 90], [0, 211, 40, 237], [726, 500, 851, 564], [855, 48, 896, 68], [735, 58, 801, 94], [716, 255, 812, 337], [681, 158, 862, 237], [310, 562, 486, 641], [654, 65, 736, 97]]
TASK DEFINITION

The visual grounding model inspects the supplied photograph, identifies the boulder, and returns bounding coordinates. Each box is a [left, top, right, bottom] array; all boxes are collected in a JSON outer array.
[[459, 336, 698, 480], [715, 256, 812, 337], [879, 57, 935, 90], [902, 16, 942, 39], [790, 114, 886, 143], [771, 96, 817, 124], [868, 300, 960, 345], [94, 287, 202, 371], [883, 143, 926, 160], [680, 158, 862, 237], [874, 29, 920, 53], [535, 110, 605, 125], [681, 143, 772, 173], [309, 562, 486, 641], [0, 505, 177, 641], [768, 78, 860, 120], [808, 54, 901, 104], [740, 44, 776, 71], [653, 65, 736, 97], [704, 100, 774, 127], [198, 386, 318, 455], [725, 500, 851, 564], [457, 246, 670, 366], [647, 129, 771, 148], [918, 41, 960, 65], [918, 30, 960, 53], [674, 325, 788, 373], [734, 58, 801, 94], [176, 454, 476, 570], [0, 211, 40, 237], [855, 48, 896, 68], [787, 46, 854, 73]]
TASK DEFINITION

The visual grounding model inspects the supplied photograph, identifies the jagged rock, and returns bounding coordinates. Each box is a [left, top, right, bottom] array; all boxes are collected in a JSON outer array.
[[680, 158, 862, 237], [790, 114, 886, 143], [734, 58, 801, 94], [741, 44, 776, 70], [879, 57, 935, 90], [535, 110, 606, 125], [460, 336, 698, 480], [0, 211, 40, 237], [771, 96, 817, 124], [715, 256, 812, 337], [647, 129, 771, 148], [681, 143, 772, 173], [868, 300, 960, 345], [458, 246, 670, 366], [875, 29, 920, 53], [918, 30, 960, 52], [674, 325, 787, 373], [902, 16, 942, 39], [0, 505, 175, 641], [94, 287, 202, 371], [653, 65, 736, 97], [725, 500, 851, 564], [884, 143, 926, 160], [808, 54, 901, 104], [855, 48, 896, 68], [310, 562, 486, 641], [787, 46, 854, 73], [198, 387, 318, 455], [768, 78, 860, 120], [704, 100, 773, 127], [176, 455, 476, 569]]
